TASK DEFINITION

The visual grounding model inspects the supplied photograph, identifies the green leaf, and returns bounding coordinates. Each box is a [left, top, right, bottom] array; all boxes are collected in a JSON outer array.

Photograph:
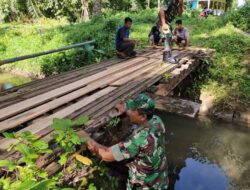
[[70, 134, 81, 145], [88, 183, 97, 190], [7, 143, 15, 152], [93, 49, 105, 54], [21, 131, 33, 137], [73, 115, 89, 126], [0, 160, 16, 171], [15, 143, 31, 156], [15, 180, 36, 190], [54, 131, 65, 142], [85, 45, 95, 53], [0, 177, 11, 189], [51, 118, 72, 131], [17, 157, 26, 165], [58, 153, 68, 165], [37, 170, 48, 179], [0, 160, 12, 167], [3, 132, 15, 139], [33, 140, 49, 150], [29, 179, 55, 190]]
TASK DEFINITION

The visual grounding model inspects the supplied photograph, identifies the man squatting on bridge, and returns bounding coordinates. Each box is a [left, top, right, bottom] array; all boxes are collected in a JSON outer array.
[[172, 19, 190, 48], [115, 17, 137, 59], [157, 0, 184, 63], [78, 94, 169, 189]]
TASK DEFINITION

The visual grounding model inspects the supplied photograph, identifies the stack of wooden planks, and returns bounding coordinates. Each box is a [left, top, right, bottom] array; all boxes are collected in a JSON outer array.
[[0, 47, 213, 161]]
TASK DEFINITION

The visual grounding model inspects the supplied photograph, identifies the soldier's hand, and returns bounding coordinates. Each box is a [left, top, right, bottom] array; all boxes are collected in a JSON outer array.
[[78, 130, 90, 139], [162, 24, 171, 34]]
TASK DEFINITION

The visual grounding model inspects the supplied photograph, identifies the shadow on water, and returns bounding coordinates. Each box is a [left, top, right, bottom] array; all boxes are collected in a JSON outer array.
[[159, 112, 250, 190]]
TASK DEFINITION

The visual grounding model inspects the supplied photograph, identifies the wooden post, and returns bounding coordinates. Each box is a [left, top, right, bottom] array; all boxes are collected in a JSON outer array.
[[0, 40, 95, 66]]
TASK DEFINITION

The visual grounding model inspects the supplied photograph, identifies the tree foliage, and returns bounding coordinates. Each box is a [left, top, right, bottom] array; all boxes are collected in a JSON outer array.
[[0, 0, 159, 22]]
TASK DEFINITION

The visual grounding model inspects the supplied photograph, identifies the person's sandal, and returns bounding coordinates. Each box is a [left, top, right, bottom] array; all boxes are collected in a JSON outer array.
[[129, 51, 137, 58], [117, 52, 127, 59]]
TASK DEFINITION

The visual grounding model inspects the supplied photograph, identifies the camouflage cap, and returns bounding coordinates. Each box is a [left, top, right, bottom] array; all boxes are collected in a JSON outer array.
[[126, 93, 155, 113]]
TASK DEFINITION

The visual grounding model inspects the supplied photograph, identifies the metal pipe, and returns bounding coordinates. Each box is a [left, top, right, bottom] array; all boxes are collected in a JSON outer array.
[[0, 40, 95, 66]]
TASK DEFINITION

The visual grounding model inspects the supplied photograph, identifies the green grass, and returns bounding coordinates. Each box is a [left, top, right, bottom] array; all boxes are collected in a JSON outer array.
[[0, 10, 155, 77], [0, 9, 249, 110], [180, 16, 250, 110]]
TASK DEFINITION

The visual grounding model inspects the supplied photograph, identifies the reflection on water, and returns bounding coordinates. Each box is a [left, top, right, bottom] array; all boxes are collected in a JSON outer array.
[[158, 113, 250, 190], [0, 72, 31, 91], [173, 158, 234, 190]]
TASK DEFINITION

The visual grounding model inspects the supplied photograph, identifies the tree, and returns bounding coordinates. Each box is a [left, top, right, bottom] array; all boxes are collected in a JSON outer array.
[[81, 0, 89, 22], [93, 0, 101, 16]]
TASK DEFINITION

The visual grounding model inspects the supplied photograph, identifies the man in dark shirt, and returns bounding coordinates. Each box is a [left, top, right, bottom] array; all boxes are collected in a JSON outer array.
[[148, 26, 165, 48], [115, 17, 136, 58]]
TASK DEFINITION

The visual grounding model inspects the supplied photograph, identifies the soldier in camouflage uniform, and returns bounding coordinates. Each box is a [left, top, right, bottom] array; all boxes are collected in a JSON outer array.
[[157, 0, 184, 63], [79, 94, 168, 189]]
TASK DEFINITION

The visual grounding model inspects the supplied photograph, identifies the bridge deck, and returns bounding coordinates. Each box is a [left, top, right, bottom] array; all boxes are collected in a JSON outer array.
[[0, 47, 213, 156]]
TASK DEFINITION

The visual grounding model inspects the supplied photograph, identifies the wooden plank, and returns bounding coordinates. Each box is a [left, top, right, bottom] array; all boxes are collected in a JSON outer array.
[[92, 64, 176, 119], [33, 60, 169, 144], [0, 87, 116, 150], [1, 60, 156, 142], [110, 60, 162, 86], [0, 58, 156, 132], [0, 57, 147, 121], [0, 57, 123, 96], [90, 57, 190, 120], [0, 59, 126, 107], [154, 60, 197, 96], [0, 59, 172, 151]]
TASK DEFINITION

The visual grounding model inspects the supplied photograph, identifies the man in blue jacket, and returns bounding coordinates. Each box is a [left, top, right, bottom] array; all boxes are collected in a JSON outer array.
[[115, 17, 137, 58]]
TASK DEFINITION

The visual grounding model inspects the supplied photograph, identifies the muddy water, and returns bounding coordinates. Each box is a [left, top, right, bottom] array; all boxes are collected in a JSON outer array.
[[159, 113, 250, 190], [0, 72, 31, 91]]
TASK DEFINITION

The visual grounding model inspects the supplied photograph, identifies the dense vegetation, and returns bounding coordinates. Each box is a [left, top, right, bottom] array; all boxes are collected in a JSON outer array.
[[0, 0, 159, 23], [224, 2, 250, 32], [182, 15, 250, 110], [0, 116, 120, 190]]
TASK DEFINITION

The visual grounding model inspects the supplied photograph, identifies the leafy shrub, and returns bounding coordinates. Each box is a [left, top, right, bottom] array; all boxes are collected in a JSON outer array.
[[224, 2, 250, 32]]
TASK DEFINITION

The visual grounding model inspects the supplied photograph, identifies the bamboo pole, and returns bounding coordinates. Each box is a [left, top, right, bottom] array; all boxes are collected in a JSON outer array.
[[0, 40, 95, 66]]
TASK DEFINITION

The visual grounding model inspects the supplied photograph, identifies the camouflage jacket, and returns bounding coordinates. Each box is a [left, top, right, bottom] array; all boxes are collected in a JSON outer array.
[[111, 115, 168, 190], [158, 0, 180, 25]]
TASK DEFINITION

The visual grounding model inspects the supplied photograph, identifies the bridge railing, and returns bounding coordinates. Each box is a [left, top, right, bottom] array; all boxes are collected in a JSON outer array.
[[0, 40, 95, 66]]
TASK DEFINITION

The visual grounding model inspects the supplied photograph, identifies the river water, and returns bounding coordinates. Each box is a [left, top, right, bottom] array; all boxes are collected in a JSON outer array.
[[160, 113, 250, 190]]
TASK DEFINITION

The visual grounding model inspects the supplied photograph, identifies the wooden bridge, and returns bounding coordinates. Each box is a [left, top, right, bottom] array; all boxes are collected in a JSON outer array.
[[0, 47, 213, 161]]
